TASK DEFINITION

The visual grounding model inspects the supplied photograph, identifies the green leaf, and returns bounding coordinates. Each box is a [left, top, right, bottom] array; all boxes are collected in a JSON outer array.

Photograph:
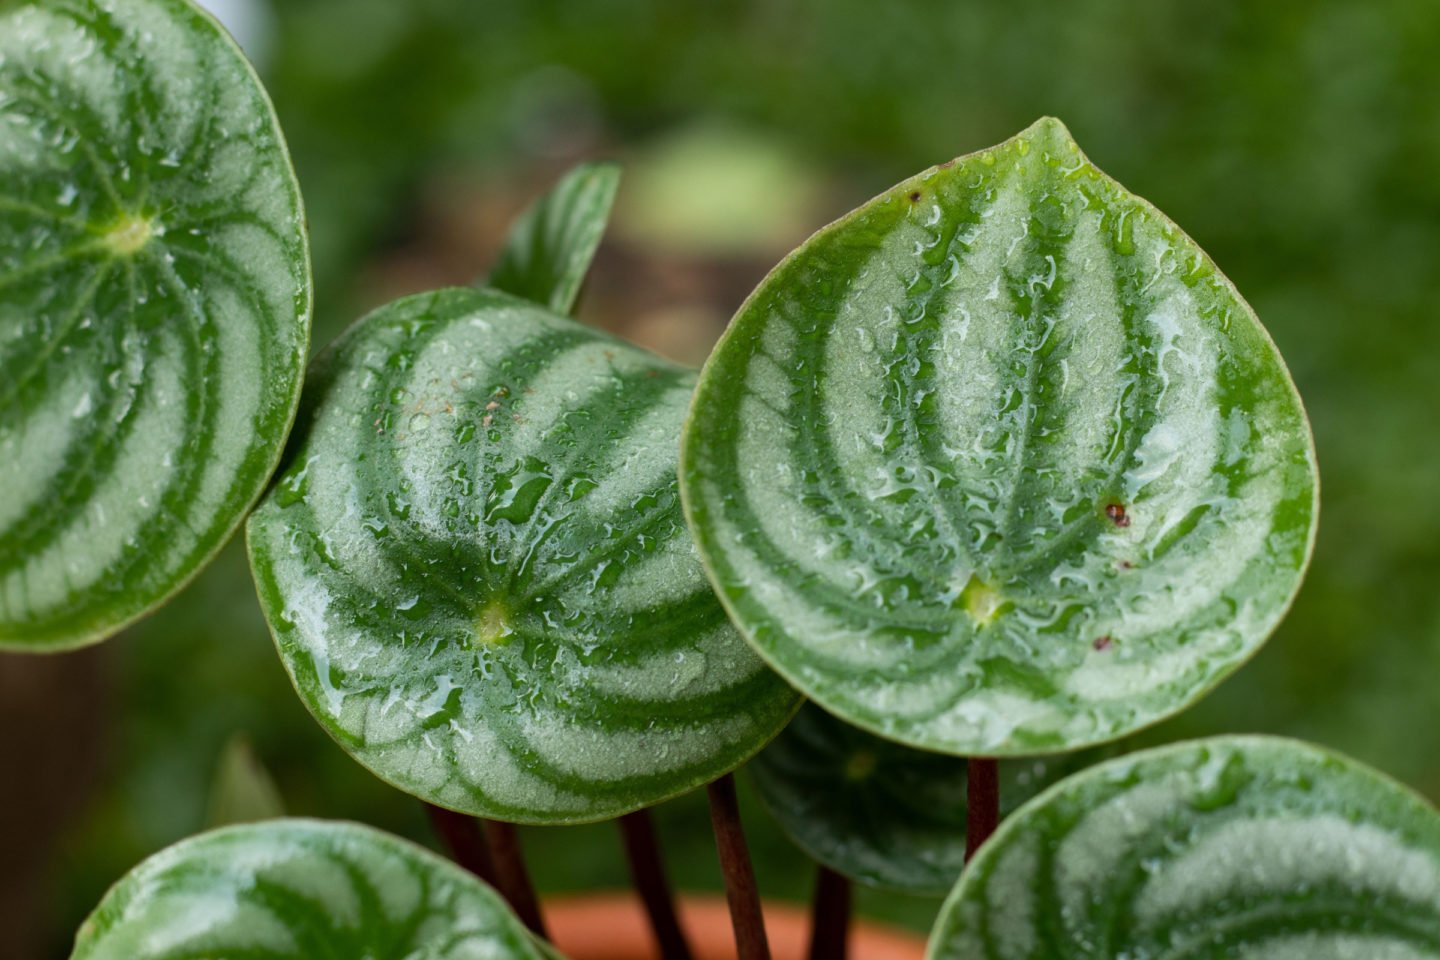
[[0, 0, 311, 651], [70, 818, 556, 960], [680, 117, 1317, 756], [930, 736, 1440, 959], [750, 702, 1116, 895], [206, 733, 286, 828], [246, 286, 800, 824], [487, 162, 620, 314]]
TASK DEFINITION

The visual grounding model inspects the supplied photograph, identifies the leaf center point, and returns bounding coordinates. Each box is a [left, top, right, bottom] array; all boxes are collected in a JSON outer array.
[[101, 214, 155, 256], [474, 600, 514, 646], [959, 575, 1005, 627]]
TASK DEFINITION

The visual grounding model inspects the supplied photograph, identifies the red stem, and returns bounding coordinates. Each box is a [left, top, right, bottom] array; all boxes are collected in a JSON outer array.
[[482, 819, 549, 940], [808, 865, 850, 960], [425, 803, 500, 887], [966, 758, 999, 861], [618, 809, 694, 960], [707, 775, 772, 960]]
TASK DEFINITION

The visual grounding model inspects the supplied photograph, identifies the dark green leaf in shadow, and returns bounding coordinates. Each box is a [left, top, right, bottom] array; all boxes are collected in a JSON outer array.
[[750, 703, 1116, 895]]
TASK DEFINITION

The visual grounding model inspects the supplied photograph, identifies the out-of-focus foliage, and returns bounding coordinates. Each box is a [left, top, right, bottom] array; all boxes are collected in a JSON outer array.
[[8, 0, 1440, 956], [205, 734, 286, 828]]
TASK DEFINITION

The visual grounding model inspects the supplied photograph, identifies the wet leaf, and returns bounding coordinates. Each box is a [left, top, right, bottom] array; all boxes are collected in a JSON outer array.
[[681, 117, 1317, 755], [487, 162, 620, 315], [206, 733, 286, 828], [930, 736, 1440, 959], [750, 703, 1115, 895], [0, 0, 311, 650], [71, 819, 555, 960], [247, 286, 799, 823]]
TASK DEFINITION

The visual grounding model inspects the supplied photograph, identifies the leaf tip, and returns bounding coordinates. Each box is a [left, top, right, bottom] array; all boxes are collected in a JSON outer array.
[[1023, 116, 1086, 161], [562, 159, 623, 200]]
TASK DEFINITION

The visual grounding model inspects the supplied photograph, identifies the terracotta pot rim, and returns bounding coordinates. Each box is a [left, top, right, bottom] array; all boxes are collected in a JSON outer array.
[[544, 890, 927, 960]]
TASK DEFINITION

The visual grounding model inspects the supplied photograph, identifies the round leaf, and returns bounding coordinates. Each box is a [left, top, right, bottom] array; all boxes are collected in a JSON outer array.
[[750, 702, 1115, 895], [681, 117, 1317, 755], [71, 818, 553, 960], [930, 736, 1440, 959], [0, 0, 311, 650], [247, 287, 800, 824]]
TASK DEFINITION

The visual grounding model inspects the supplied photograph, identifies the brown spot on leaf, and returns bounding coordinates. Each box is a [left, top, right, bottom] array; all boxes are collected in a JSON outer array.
[[1105, 503, 1131, 527], [938, 159, 956, 169], [1093, 635, 1113, 651], [908, 190, 922, 202]]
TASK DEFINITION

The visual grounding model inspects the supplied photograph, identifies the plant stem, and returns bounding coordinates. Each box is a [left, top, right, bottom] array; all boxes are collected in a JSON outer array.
[[707, 775, 772, 960], [808, 865, 850, 960], [966, 757, 999, 861], [618, 809, 693, 960], [425, 803, 500, 888], [482, 820, 549, 940]]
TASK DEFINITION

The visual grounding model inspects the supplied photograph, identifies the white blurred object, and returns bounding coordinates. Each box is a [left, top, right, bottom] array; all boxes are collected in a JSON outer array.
[[195, 0, 276, 72]]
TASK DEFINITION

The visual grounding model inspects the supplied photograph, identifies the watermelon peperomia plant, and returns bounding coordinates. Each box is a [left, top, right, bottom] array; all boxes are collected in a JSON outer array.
[[3, 1, 1439, 959]]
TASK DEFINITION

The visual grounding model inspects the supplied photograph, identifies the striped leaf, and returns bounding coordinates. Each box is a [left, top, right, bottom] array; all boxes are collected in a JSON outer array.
[[681, 117, 1317, 755], [246, 286, 800, 823], [750, 702, 1115, 895], [487, 162, 620, 315], [71, 819, 554, 960], [930, 736, 1440, 959], [0, 0, 311, 651]]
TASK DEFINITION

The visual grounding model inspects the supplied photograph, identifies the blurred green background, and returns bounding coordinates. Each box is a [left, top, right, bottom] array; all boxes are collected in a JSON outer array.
[[4, 0, 1440, 956]]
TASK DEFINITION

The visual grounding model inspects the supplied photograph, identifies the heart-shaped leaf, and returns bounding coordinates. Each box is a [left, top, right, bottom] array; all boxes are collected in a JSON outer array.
[[71, 818, 555, 960], [681, 117, 1317, 755], [750, 702, 1116, 895], [247, 286, 800, 823], [487, 162, 620, 315], [0, 0, 311, 651], [930, 736, 1440, 959]]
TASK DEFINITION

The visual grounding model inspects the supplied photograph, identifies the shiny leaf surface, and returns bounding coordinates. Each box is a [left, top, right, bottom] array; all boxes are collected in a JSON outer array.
[[681, 117, 1317, 755], [930, 736, 1440, 959], [0, 0, 311, 650], [750, 703, 1115, 894], [247, 287, 799, 823], [71, 819, 553, 960], [487, 161, 620, 314]]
